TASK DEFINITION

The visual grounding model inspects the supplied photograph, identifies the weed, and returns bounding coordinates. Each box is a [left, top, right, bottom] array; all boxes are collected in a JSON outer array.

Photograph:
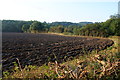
[[3, 71, 10, 78], [12, 62, 19, 72]]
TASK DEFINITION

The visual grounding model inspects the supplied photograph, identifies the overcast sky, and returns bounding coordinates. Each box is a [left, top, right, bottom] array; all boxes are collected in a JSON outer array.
[[0, 0, 119, 22]]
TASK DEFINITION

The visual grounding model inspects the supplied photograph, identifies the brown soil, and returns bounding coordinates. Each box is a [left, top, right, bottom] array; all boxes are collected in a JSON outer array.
[[2, 33, 114, 71]]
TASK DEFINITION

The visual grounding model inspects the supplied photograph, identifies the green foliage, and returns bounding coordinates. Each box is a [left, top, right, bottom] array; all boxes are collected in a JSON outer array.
[[24, 65, 37, 71], [2, 20, 33, 32], [2, 17, 120, 37], [77, 23, 109, 37], [2, 20, 24, 32], [12, 62, 19, 72], [29, 21, 45, 33], [50, 21, 87, 27], [72, 18, 120, 37], [22, 24, 30, 32], [49, 25, 64, 33], [3, 71, 10, 78], [115, 18, 120, 36]]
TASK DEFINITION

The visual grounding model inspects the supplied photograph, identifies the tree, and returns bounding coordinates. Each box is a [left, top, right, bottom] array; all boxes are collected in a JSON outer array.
[[56, 25, 64, 33], [49, 25, 64, 33], [29, 21, 44, 33], [22, 24, 30, 32], [2, 20, 26, 32], [115, 18, 120, 36]]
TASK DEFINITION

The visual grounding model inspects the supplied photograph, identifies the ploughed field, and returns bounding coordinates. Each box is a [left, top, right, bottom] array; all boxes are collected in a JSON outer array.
[[2, 33, 114, 71]]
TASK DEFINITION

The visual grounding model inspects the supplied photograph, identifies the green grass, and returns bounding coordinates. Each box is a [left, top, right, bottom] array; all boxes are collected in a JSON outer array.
[[2, 36, 120, 79]]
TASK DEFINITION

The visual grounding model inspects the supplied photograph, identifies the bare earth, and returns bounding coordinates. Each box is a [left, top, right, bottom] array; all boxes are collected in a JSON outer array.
[[2, 33, 114, 71]]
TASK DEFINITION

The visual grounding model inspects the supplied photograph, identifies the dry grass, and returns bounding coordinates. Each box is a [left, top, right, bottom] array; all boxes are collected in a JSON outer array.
[[47, 32, 108, 39]]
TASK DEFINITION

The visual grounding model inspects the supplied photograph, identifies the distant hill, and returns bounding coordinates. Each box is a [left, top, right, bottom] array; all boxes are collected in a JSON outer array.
[[50, 22, 93, 27], [78, 22, 93, 26]]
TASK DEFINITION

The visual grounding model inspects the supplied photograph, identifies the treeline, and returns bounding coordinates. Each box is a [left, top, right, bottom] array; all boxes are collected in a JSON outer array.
[[2, 20, 91, 33], [46, 17, 120, 37], [80, 18, 120, 37], [2, 20, 48, 33], [2, 16, 120, 37], [73, 18, 120, 37]]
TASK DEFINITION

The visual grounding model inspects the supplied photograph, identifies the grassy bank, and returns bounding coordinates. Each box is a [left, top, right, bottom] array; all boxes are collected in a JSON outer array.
[[3, 36, 120, 79], [46, 32, 111, 39]]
